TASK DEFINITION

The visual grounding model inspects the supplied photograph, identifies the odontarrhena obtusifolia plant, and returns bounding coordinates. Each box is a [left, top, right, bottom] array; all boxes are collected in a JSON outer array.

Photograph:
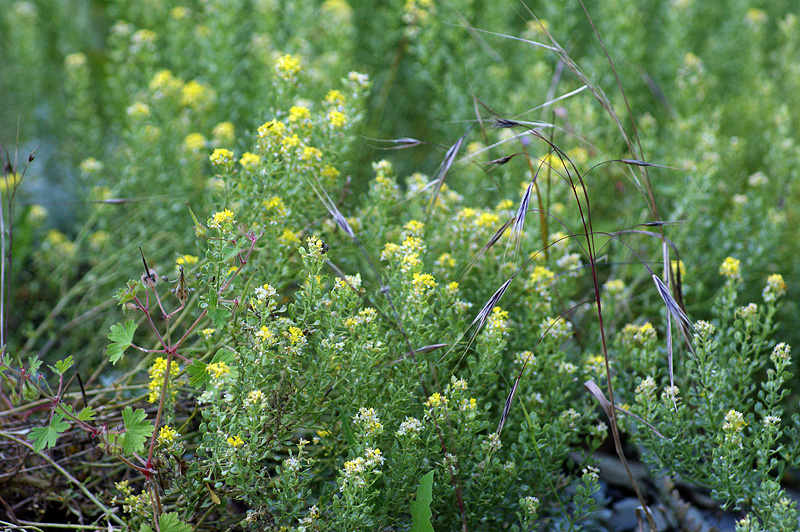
[[623, 258, 799, 529]]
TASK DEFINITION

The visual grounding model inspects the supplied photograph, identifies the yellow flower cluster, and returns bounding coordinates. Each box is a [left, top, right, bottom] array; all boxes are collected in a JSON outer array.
[[327, 110, 346, 128], [213, 122, 234, 145], [150, 69, 184, 96], [255, 325, 276, 346], [280, 228, 301, 246], [300, 146, 322, 162], [722, 410, 746, 434], [262, 196, 288, 218], [621, 322, 656, 346], [208, 209, 235, 230], [209, 148, 235, 166], [147, 357, 181, 403], [126, 102, 150, 119], [411, 272, 437, 300], [276, 53, 302, 81], [157, 426, 179, 445], [181, 80, 216, 109], [719, 257, 741, 280], [528, 265, 554, 297], [258, 119, 286, 139], [324, 89, 346, 106], [763, 273, 786, 303], [425, 392, 447, 408], [183, 132, 206, 152], [344, 308, 377, 330], [486, 307, 510, 336], [289, 105, 311, 123], [285, 326, 306, 346], [227, 435, 245, 447], [240, 151, 262, 170], [354, 407, 384, 435], [207, 361, 231, 379]]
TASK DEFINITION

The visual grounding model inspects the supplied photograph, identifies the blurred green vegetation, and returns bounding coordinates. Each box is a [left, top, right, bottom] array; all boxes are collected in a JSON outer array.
[[2, 0, 799, 407]]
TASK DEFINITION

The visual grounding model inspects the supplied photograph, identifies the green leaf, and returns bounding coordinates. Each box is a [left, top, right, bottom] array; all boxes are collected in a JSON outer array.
[[207, 307, 231, 329], [76, 406, 97, 421], [142, 513, 192, 532], [187, 360, 209, 387], [115, 279, 142, 304], [29, 413, 70, 452], [106, 320, 137, 365], [222, 241, 245, 262], [210, 348, 235, 366], [27, 356, 43, 376], [50, 356, 74, 376], [410, 470, 435, 532], [121, 407, 154, 454], [341, 412, 356, 448]]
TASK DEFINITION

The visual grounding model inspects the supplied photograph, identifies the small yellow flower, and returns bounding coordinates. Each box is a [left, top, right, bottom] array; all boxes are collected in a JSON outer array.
[[79, 158, 104, 174], [322, 0, 352, 18], [279, 228, 301, 246], [286, 326, 305, 345], [456, 207, 477, 221], [183, 133, 206, 152], [209, 148, 235, 166], [671, 259, 686, 278], [276, 53, 302, 81], [324, 89, 346, 105], [207, 361, 231, 379], [258, 119, 286, 139], [176, 254, 199, 266], [436, 253, 456, 269], [126, 102, 150, 119], [46, 229, 67, 246], [147, 357, 181, 403], [255, 325, 276, 345], [157, 426, 179, 445], [321, 165, 340, 181], [199, 328, 216, 338], [240, 152, 262, 170], [262, 196, 288, 217], [403, 220, 425, 238], [289, 105, 311, 122], [212, 122, 235, 144], [496, 198, 514, 210], [181, 80, 216, 109], [328, 110, 347, 128], [170, 6, 190, 19], [64, 52, 87, 70], [246, 390, 264, 405], [763, 274, 786, 303], [412, 272, 437, 293], [604, 279, 626, 297], [722, 410, 746, 434], [745, 8, 767, 26], [425, 392, 447, 408], [281, 134, 301, 150], [475, 212, 499, 228], [89, 231, 109, 249], [300, 146, 322, 162], [227, 435, 245, 447], [28, 205, 48, 225], [208, 209, 235, 229], [150, 69, 184, 95], [719, 257, 741, 280]]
